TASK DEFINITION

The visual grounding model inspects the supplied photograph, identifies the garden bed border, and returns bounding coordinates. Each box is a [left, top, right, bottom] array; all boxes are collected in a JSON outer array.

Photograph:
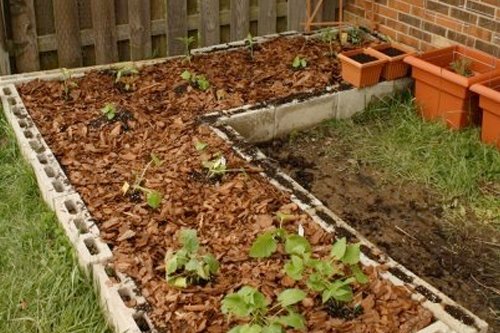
[[0, 32, 489, 333]]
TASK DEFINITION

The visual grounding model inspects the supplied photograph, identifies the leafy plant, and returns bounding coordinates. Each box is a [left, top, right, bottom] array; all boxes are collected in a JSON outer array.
[[319, 28, 338, 57], [113, 64, 139, 91], [202, 154, 245, 179], [221, 286, 306, 332], [347, 28, 366, 46], [177, 36, 196, 63], [181, 70, 211, 91], [60, 68, 78, 99], [122, 154, 163, 209], [165, 228, 219, 287], [450, 57, 473, 77], [101, 103, 117, 121], [245, 33, 256, 60], [292, 56, 307, 70]]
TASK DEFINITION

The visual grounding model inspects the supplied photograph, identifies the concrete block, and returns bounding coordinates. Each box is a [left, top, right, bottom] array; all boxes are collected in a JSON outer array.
[[225, 106, 276, 143], [394, 77, 414, 92], [363, 80, 394, 107], [274, 93, 337, 138], [336, 87, 366, 119], [417, 321, 457, 333]]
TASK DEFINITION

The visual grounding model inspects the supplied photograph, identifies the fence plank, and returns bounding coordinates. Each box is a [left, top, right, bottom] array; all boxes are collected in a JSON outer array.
[[129, 0, 151, 60], [0, 1, 9, 74], [199, 0, 220, 46], [91, 0, 118, 64], [230, 0, 249, 41], [9, 0, 40, 72], [166, 0, 187, 55], [287, 0, 305, 31], [258, 0, 276, 35], [322, 0, 336, 21], [53, 0, 82, 67]]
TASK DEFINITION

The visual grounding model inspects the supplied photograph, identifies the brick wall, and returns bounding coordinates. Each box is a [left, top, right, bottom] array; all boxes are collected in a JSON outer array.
[[344, 0, 500, 57]]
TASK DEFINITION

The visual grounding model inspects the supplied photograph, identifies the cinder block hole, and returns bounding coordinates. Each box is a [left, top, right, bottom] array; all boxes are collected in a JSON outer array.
[[29, 140, 45, 153], [118, 288, 133, 305], [18, 120, 27, 128], [23, 130, 33, 139], [64, 200, 78, 214], [51, 180, 64, 193], [37, 154, 48, 164], [3, 87, 11, 95], [73, 218, 88, 234], [7, 97, 16, 105], [44, 166, 55, 177], [133, 312, 151, 332], [104, 265, 121, 282], [83, 238, 99, 255], [13, 107, 26, 118]]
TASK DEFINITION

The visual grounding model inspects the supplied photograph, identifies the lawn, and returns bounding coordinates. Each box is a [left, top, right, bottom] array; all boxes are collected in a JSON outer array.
[[0, 113, 110, 333]]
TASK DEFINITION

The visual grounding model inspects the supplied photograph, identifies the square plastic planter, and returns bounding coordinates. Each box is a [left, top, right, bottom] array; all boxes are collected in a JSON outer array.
[[367, 43, 415, 80], [338, 48, 387, 88], [404, 45, 500, 129], [471, 76, 500, 149]]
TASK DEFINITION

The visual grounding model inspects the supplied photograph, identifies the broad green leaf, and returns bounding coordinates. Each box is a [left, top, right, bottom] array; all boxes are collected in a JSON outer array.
[[283, 255, 304, 280], [277, 311, 306, 329], [221, 294, 250, 317], [262, 324, 282, 333], [197, 76, 210, 91], [342, 243, 361, 265], [179, 229, 199, 253], [292, 56, 301, 68], [181, 70, 191, 80], [331, 237, 347, 260], [300, 59, 307, 68], [238, 286, 268, 310], [234, 324, 262, 333], [203, 254, 220, 274], [351, 264, 368, 284], [309, 259, 336, 278], [307, 273, 326, 292], [194, 140, 208, 151], [249, 232, 277, 258], [185, 258, 201, 272], [277, 288, 306, 307], [165, 253, 178, 275], [171, 277, 187, 288], [146, 190, 162, 209], [284, 235, 311, 256]]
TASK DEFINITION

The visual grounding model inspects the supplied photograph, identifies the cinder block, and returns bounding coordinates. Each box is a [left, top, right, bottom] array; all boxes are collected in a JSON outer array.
[[225, 106, 276, 143], [364, 80, 394, 107], [394, 77, 414, 92], [336, 87, 366, 119], [417, 321, 457, 333]]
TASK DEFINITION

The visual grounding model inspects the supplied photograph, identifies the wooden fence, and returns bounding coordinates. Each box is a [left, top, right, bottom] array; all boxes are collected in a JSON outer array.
[[0, 0, 342, 75]]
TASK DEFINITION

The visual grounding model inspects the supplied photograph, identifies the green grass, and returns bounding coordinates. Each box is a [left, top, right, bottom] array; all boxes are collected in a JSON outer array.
[[317, 90, 500, 228], [0, 114, 111, 333]]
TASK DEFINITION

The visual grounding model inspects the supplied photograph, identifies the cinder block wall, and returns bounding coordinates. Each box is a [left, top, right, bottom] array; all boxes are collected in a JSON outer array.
[[344, 0, 500, 57]]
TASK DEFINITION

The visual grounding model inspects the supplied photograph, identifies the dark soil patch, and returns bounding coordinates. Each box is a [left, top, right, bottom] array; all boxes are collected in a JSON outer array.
[[350, 53, 379, 64], [260, 133, 500, 332], [379, 47, 406, 57]]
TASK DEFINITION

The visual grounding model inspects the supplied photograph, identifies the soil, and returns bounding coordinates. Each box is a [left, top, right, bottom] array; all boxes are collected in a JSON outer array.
[[350, 53, 379, 64], [259, 132, 500, 332], [18, 36, 435, 332], [379, 47, 406, 57]]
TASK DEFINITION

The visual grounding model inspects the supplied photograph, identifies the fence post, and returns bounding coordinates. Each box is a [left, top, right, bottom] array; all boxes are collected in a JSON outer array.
[[166, 0, 187, 56], [53, 0, 82, 68], [0, 0, 10, 75], [288, 0, 306, 31], [129, 0, 151, 60], [199, 0, 220, 47], [91, 0, 118, 64], [230, 0, 250, 41], [258, 0, 276, 35], [9, 0, 40, 72]]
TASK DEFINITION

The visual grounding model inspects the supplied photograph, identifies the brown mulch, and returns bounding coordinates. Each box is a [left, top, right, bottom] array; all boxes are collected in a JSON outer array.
[[18, 36, 433, 332]]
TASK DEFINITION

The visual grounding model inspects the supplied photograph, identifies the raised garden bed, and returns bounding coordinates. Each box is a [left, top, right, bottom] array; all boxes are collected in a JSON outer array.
[[0, 32, 489, 333]]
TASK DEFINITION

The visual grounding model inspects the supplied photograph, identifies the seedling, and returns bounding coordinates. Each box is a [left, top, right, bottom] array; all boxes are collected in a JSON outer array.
[[165, 228, 219, 287], [113, 64, 139, 91], [292, 56, 307, 69], [101, 103, 117, 120], [177, 36, 196, 63], [348, 28, 366, 46], [181, 70, 211, 91], [319, 28, 338, 57], [202, 154, 245, 179], [245, 33, 256, 60], [60, 68, 78, 99], [221, 286, 306, 332], [450, 57, 473, 77], [194, 139, 208, 151]]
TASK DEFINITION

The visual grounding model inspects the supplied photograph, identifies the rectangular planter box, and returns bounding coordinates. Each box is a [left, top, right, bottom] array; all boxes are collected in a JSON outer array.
[[338, 48, 387, 88], [471, 76, 500, 149], [404, 45, 500, 129], [367, 43, 415, 80]]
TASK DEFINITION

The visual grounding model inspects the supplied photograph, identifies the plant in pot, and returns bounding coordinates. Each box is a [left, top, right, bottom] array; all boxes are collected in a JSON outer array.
[[337, 48, 387, 88], [470, 76, 500, 149], [367, 43, 415, 80], [403, 45, 500, 129]]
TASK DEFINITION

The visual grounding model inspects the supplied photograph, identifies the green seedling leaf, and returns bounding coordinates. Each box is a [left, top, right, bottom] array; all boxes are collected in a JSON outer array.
[[284, 255, 304, 280], [238, 286, 268, 310], [150, 153, 163, 167], [275, 211, 294, 224], [261, 324, 281, 333], [331, 237, 347, 260], [277, 311, 306, 330], [351, 264, 369, 284], [181, 70, 192, 80], [307, 272, 326, 292], [203, 254, 220, 274], [277, 288, 306, 307], [284, 234, 311, 256], [292, 56, 301, 68], [171, 276, 187, 288], [196, 75, 210, 91], [194, 140, 208, 151], [179, 229, 199, 253], [342, 243, 361, 265], [229, 324, 263, 333], [101, 103, 116, 120], [322, 282, 354, 303], [249, 231, 277, 258], [146, 190, 162, 209]]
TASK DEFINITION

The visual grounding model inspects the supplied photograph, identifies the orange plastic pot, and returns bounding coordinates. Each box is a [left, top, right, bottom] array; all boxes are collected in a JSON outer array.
[[404, 45, 500, 129], [367, 43, 415, 80], [471, 76, 500, 149], [337, 48, 387, 88]]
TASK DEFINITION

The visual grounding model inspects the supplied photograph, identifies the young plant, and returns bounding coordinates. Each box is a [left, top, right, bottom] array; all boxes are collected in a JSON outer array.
[[347, 28, 366, 46], [245, 33, 256, 60], [165, 228, 219, 287], [319, 28, 338, 57], [114, 64, 139, 91], [122, 154, 163, 209], [292, 56, 307, 70], [177, 36, 196, 63], [221, 286, 306, 332], [101, 103, 117, 120], [60, 68, 78, 99], [181, 70, 211, 91], [450, 57, 473, 77], [202, 154, 245, 179]]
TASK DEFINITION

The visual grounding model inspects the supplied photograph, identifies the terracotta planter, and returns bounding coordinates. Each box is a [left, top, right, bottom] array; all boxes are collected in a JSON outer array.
[[338, 48, 387, 88], [367, 43, 415, 80], [404, 45, 500, 129], [471, 76, 500, 149]]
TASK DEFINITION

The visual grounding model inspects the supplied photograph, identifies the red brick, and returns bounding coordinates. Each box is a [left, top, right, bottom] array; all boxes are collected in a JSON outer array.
[[377, 4, 398, 19], [397, 32, 420, 49]]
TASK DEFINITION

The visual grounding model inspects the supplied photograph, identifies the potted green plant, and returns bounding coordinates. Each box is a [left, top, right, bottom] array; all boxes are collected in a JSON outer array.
[[367, 43, 415, 80], [403, 45, 500, 129], [470, 76, 500, 149], [337, 48, 387, 88]]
